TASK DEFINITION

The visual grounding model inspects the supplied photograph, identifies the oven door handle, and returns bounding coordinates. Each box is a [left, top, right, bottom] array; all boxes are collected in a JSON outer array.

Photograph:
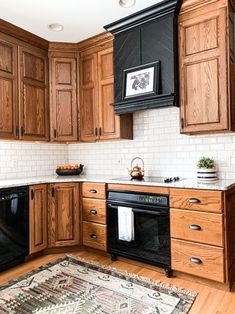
[[132, 208, 166, 216], [108, 204, 167, 216]]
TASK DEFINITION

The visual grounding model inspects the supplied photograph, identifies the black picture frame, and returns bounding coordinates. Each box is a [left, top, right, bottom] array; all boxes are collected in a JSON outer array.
[[122, 61, 160, 101]]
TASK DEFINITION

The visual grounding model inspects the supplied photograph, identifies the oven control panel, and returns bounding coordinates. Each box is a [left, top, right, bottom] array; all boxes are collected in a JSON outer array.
[[138, 195, 168, 206]]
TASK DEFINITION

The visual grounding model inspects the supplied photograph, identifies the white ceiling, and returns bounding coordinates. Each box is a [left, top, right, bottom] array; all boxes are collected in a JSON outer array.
[[0, 0, 163, 43]]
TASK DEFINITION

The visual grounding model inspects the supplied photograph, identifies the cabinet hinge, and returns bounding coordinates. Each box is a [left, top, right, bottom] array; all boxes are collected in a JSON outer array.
[[99, 128, 102, 136], [31, 189, 34, 200], [51, 187, 55, 197], [54, 129, 57, 138], [94, 128, 98, 137]]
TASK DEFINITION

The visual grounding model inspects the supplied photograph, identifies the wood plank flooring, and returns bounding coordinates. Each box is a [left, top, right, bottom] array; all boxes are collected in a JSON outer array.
[[0, 250, 235, 313]]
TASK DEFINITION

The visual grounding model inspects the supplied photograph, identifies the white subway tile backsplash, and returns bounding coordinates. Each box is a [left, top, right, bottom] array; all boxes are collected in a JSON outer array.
[[68, 107, 235, 180]]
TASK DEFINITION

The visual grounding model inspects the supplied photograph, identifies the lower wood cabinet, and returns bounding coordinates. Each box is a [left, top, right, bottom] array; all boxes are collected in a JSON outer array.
[[48, 183, 80, 247], [29, 184, 48, 254], [82, 221, 107, 251]]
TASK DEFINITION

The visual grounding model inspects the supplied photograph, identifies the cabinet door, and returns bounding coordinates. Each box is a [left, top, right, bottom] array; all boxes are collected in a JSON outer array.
[[98, 47, 121, 140], [29, 185, 47, 254], [80, 53, 98, 142], [20, 47, 49, 140], [48, 183, 80, 247], [179, 5, 228, 133], [50, 57, 78, 141], [0, 36, 18, 139]]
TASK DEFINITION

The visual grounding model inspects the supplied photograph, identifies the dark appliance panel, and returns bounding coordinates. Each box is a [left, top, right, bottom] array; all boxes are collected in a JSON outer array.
[[0, 186, 29, 272]]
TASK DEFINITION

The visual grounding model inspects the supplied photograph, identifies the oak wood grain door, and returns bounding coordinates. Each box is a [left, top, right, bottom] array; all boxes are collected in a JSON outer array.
[[19, 47, 49, 140], [179, 4, 228, 133], [80, 53, 98, 142], [50, 57, 78, 141], [48, 183, 80, 247], [29, 184, 47, 254], [0, 36, 18, 139], [98, 47, 120, 140]]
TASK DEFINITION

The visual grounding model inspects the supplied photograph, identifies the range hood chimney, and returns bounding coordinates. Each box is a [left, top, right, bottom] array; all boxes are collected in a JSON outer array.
[[104, 0, 182, 115]]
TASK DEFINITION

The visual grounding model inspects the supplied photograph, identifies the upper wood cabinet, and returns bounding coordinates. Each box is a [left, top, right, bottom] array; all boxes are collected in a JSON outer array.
[[0, 35, 18, 139], [79, 37, 133, 142], [49, 50, 78, 142], [48, 183, 80, 247], [29, 184, 47, 254], [0, 30, 49, 141], [20, 47, 49, 140], [179, 0, 235, 134]]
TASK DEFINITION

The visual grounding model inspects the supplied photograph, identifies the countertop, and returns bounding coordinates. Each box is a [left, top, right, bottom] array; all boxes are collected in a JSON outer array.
[[0, 175, 234, 191]]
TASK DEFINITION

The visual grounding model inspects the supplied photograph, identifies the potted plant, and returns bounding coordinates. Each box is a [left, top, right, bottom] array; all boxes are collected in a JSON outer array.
[[197, 157, 217, 182]]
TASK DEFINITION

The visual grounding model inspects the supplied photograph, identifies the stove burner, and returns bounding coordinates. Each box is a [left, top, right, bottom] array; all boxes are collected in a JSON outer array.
[[111, 176, 182, 184]]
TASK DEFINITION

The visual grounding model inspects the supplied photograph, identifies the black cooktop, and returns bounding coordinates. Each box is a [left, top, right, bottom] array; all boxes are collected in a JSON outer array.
[[112, 176, 183, 184]]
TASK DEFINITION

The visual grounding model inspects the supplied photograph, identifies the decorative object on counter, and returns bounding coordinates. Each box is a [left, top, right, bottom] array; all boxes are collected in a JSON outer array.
[[197, 157, 217, 183], [0, 255, 196, 314], [128, 157, 144, 179], [123, 61, 160, 100], [56, 164, 84, 176]]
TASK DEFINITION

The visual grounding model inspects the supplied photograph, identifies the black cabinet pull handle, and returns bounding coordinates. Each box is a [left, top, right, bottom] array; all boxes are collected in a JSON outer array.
[[189, 198, 201, 204], [190, 257, 202, 264], [89, 189, 97, 193], [189, 224, 201, 231], [90, 209, 97, 215], [90, 234, 98, 239]]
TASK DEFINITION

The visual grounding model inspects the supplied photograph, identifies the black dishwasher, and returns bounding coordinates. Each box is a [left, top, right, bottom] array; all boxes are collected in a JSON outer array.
[[0, 186, 29, 272]]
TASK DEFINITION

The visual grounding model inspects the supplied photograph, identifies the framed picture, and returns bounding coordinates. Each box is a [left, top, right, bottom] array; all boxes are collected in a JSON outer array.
[[122, 61, 160, 100]]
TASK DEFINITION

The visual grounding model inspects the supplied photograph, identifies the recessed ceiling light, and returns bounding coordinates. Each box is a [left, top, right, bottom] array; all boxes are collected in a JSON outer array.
[[48, 23, 64, 32], [119, 0, 136, 8]]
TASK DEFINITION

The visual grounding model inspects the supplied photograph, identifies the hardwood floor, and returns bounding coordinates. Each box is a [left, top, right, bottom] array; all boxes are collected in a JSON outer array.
[[0, 250, 235, 313]]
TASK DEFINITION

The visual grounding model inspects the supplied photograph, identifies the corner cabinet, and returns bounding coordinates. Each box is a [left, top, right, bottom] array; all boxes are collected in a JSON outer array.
[[49, 47, 78, 142], [79, 36, 133, 142], [179, 0, 235, 134], [48, 183, 80, 247], [29, 184, 48, 254]]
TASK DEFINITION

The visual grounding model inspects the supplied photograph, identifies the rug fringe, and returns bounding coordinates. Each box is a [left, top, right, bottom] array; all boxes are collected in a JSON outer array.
[[65, 254, 197, 298]]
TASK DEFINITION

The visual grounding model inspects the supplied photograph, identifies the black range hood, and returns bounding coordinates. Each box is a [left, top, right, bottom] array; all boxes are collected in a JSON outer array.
[[104, 0, 182, 115]]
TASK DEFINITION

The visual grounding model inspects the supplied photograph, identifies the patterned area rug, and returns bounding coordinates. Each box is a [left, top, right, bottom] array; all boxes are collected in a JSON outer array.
[[0, 256, 196, 314]]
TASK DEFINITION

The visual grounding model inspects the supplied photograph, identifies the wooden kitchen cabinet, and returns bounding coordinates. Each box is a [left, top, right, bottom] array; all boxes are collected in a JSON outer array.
[[0, 34, 18, 139], [179, 0, 235, 134], [0, 26, 49, 141], [29, 184, 48, 254], [79, 34, 133, 142], [20, 46, 49, 140], [48, 183, 80, 247], [49, 48, 78, 141]]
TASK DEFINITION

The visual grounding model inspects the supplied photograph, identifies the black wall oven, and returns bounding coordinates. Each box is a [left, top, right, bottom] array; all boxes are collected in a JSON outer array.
[[107, 190, 171, 276], [0, 186, 29, 272]]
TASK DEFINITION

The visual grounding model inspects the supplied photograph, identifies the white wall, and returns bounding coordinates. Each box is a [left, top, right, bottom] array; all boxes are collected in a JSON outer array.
[[68, 107, 235, 180], [0, 141, 68, 179], [1, 107, 235, 180]]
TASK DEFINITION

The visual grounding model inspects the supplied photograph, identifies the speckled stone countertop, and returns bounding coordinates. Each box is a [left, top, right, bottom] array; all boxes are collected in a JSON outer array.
[[0, 175, 234, 191]]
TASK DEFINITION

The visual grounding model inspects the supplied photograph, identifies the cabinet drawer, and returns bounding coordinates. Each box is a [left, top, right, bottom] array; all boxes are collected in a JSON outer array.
[[82, 221, 107, 251], [82, 199, 106, 224], [171, 239, 225, 282], [170, 209, 223, 246], [82, 183, 106, 199], [170, 188, 223, 213]]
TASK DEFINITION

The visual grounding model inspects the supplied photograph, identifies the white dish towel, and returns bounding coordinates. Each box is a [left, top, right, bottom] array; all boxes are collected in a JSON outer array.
[[118, 206, 134, 242]]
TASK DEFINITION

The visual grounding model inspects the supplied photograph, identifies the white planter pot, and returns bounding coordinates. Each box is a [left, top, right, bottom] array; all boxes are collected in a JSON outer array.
[[197, 168, 217, 183]]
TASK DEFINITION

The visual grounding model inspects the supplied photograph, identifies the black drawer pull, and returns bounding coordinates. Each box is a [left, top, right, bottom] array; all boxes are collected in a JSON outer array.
[[189, 198, 201, 204], [189, 224, 201, 231], [90, 209, 97, 215], [90, 234, 98, 239], [89, 189, 97, 193], [190, 257, 202, 264]]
